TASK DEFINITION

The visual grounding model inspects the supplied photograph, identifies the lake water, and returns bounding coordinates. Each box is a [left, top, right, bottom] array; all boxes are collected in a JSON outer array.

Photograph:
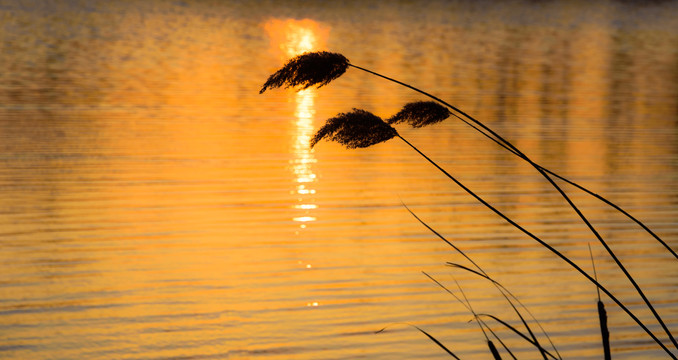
[[1, 1, 677, 359]]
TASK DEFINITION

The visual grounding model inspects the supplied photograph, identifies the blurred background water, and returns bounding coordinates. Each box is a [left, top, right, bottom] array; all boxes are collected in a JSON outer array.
[[0, 0, 677, 359]]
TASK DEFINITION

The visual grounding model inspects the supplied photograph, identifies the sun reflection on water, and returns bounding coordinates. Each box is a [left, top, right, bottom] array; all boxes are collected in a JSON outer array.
[[292, 89, 318, 207], [265, 18, 328, 309], [291, 91, 317, 231], [265, 19, 329, 231]]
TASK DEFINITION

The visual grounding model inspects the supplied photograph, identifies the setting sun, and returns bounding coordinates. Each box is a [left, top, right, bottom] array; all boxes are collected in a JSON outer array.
[[264, 18, 329, 59]]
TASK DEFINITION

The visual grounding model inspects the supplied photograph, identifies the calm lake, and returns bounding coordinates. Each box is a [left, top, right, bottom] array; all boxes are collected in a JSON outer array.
[[1, 0, 677, 359]]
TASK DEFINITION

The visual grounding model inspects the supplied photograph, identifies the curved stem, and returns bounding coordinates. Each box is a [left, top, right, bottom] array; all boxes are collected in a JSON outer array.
[[528, 149, 677, 351], [449, 112, 678, 342], [425, 272, 522, 360], [450, 110, 678, 260], [445, 262, 558, 360], [397, 135, 676, 359], [348, 63, 676, 257], [350, 63, 676, 349]]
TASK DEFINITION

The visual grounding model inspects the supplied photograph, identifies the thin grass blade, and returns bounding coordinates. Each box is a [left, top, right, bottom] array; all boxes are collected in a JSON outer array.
[[446, 263, 550, 360], [408, 204, 557, 359], [376, 324, 461, 359]]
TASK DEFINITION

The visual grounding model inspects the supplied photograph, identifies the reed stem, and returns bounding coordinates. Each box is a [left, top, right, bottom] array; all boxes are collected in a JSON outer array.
[[453, 116, 677, 260], [590, 244, 612, 360]]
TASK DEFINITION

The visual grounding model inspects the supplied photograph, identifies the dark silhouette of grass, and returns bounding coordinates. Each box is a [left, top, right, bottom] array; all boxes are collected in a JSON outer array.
[[445, 263, 557, 360], [590, 244, 612, 360], [453, 277, 511, 360], [440, 111, 677, 262], [386, 101, 451, 128], [488, 339, 503, 360], [404, 203, 557, 360], [346, 60, 677, 352], [309, 109, 397, 149], [394, 132, 673, 358], [598, 301, 611, 360], [422, 273, 511, 359], [424, 271, 561, 360], [376, 323, 461, 359], [260, 51, 349, 93], [261, 51, 678, 359], [350, 61, 678, 258]]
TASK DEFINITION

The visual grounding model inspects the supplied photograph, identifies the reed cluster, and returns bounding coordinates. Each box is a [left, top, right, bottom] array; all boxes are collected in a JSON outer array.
[[261, 51, 677, 359]]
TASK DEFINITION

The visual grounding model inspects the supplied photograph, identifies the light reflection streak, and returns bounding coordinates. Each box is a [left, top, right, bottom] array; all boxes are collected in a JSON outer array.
[[266, 19, 327, 309], [265, 19, 328, 230], [291, 75, 318, 227]]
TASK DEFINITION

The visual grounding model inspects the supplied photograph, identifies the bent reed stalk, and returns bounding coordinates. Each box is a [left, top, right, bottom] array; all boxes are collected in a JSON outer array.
[[348, 62, 678, 351], [347, 62, 678, 261], [396, 133, 675, 359], [424, 271, 557, 360], [261, 51, 678, 358]]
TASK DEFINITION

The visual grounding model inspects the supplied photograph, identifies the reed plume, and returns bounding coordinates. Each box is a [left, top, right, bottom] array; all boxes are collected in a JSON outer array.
[[259, 51, 349, 93], [309, 109, 398, 149], [387, 101, 451, 127]]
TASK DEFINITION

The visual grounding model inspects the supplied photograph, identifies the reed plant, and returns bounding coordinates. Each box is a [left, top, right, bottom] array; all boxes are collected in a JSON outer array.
[[261, 51, 677, 359]]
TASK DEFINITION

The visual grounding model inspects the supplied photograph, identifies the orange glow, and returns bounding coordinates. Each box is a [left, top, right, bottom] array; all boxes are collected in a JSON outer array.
[[264, 19, 330, 59]]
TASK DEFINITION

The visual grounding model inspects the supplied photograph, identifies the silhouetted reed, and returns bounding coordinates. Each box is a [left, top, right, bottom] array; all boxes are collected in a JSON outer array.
[[261, 51, 678, 359], [423, 271, 561, 360], [376, 323, 461, 359], [260, 51, 349, 93], [453, 278, 507, 360], [590, 244, 612, 360], [386, 101, 451, 128], [406, 203, 558, 360], [598, 300, 611, 360], [488, 339, 503, 360], [309, 109, 397, 149]]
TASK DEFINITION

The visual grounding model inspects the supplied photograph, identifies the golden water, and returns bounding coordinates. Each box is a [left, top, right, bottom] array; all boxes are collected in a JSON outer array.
[[0, 1, 677, 359]]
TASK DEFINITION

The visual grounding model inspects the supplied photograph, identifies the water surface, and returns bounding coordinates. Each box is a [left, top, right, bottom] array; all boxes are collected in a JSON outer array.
[[0, 1, 677, 359]]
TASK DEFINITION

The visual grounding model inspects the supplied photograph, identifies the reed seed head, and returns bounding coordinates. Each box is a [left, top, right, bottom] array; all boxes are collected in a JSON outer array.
[[387, 101, 451, 128], [260, 51, 349, 93], [310, 109, 398, 149]]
